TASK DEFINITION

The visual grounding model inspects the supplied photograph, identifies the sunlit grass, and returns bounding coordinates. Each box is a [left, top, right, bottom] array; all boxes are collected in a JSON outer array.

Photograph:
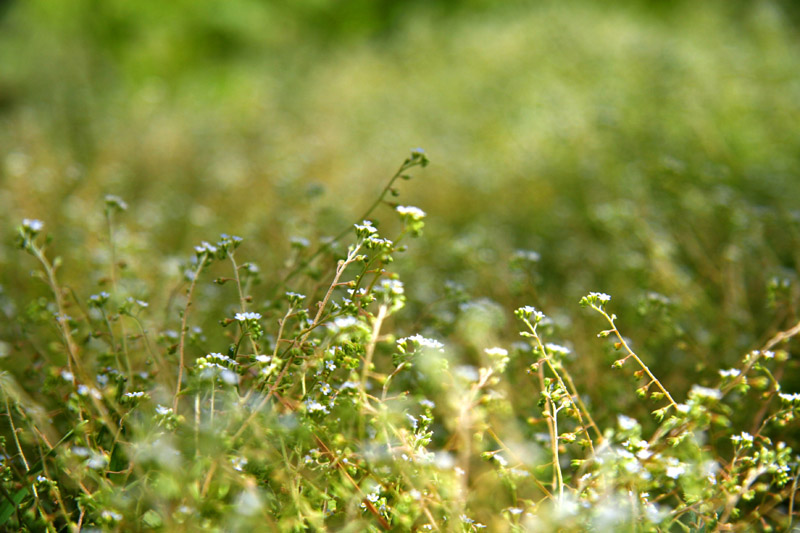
[[1, 1, 800, 529]]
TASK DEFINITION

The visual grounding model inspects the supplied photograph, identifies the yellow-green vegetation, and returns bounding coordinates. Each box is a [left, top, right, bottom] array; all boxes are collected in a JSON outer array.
[[1, 1, 800, 530]]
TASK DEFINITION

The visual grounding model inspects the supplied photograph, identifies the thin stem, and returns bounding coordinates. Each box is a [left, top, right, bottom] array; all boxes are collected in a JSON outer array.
[[30, 245, 81, 378], [129, 314, 168, 382], [534, 362, 559, 500], [361, 304, 388, 397], [194, 394, 201, 458], [106, 210, 132, 381], [174, 257, 208, 413], [234, 246, 362, 439], [594, 305, 678, 410], [5, 397, 30, 472], [210, 382, 216, 426], [722, 318, 800, 397], [282, 157, 422, 287], [487, 427, 553, 498], [204, 248, 363, 496], [229, 252, 261, 359], [787, 468, 798, 532], [28, 241, 116, 432], [522, 317, 597, 454], [549, 402, 564, 501], [719, 465, 767, 525], [561, 370, 603, 442]]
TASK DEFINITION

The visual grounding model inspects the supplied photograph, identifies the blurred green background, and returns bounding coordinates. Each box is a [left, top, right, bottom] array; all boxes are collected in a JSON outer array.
[[2, 0, 800, 421]]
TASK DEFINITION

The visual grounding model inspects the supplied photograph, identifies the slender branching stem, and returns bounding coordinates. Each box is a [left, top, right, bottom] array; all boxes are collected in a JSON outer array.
[[174, 256, 208, 413], [592, 304, 678, 411]]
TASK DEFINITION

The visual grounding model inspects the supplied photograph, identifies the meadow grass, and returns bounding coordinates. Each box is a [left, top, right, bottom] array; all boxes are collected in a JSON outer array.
[[1, 150, 799, 531], [1, 0, 800, 530]]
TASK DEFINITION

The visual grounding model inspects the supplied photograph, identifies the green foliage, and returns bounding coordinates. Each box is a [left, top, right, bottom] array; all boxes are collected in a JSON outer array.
[[0, 150, 799, 530], [1, 1, 800, 530]]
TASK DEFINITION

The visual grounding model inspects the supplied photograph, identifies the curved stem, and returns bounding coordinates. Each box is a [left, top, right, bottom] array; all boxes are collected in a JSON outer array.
[[594, 305, 678, 410], [281, 158, 422, 287]]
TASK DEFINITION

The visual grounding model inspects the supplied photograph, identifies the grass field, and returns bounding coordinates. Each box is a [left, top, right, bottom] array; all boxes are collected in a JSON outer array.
[[1, 1, 800, 530]]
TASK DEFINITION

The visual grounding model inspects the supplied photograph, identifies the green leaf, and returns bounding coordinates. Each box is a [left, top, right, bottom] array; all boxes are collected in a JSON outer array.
[[0, 487, 28, 525]]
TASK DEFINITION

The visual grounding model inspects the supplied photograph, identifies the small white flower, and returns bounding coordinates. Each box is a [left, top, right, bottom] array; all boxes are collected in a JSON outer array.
[[516, 305, 546, 322], [104, 194, 128, 211], [194, 241, 217, 254], [666, 462, 685, 479], [617, 414, 638, 430], [61, 370, 74, 382], [290, 236, 310, 248], [231, 456, 248, 472], [690, 385, 722, 400], [207, 352, 237, 365], [354, 220, 377, 235], [513, 249, 540, 262], [328, 316, 359, 332], [396, 205, 427, 220], [72, 446, 90, 457], [325, 360, 336, 371], [155, 405, 172, 416], [379, 279, 404, 295], [285, 291, 306, 301], [235, 312, 261, 322], [87, 452, 108, 469], [493, 454, 508, 467], [398, 334, 444, 351], [305, 400, 329, 414], [101, 510, 122, 522], [484, 347, 508, 357], [779, 392, 800, 403], [718, 368, 741, 378], [545, 343, 571, 355], [22, 218, 44, 232], [255, 355, 271, 363], [366, 235, 393, 248], [590, 292, 612, 303], [507, 507, 523, 515], [80, 387, 102, 399], [221, 369, 238, 385]]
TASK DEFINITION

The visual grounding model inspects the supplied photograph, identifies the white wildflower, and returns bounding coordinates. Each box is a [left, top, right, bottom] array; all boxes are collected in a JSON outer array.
[[22, 219, 44, 232], [690, 385, 722, 400], [234, 312, 261, 322], [396, 205, 427, 220]]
